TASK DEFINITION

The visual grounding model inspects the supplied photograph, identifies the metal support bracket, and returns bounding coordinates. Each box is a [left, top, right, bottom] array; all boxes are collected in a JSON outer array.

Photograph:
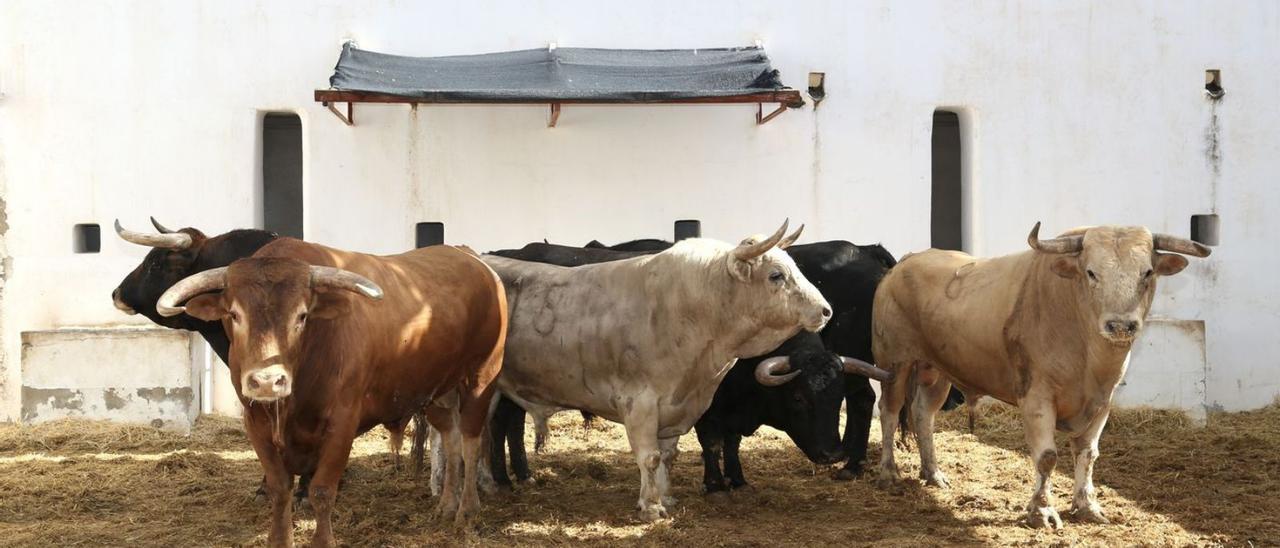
[[323, 101, 354, 126], [548, 103, 561, 128], [756, 103, 788, 125]]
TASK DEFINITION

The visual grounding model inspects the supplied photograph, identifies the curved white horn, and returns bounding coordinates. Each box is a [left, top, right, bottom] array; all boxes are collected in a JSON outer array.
[[157, 267, 227, 317], [840, 356, 894, 382], [1153, 233, 1212, 258], [115, 219, 192, 250], [777, 224, 805, 249], [754, 356, 801, 387], [1026, 221, 1083, 255], [150, 216, 175, 234], [734, 219, 789, 261], [309, 266, 384, 300]]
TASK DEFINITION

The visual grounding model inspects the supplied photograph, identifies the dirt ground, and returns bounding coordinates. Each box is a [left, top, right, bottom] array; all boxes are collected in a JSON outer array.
[[0, 403, 1276, 547]]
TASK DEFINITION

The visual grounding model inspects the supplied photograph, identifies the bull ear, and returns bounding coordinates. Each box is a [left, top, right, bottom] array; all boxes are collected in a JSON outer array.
[[1154, 252, 1190, 276], [309, 288, 352, 320], [184, 294, 228, 322], [1050, 256, 1080, 279], [728, 255, 753, 282]]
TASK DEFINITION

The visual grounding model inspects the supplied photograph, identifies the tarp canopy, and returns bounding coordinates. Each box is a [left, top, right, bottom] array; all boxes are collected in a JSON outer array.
[[324, 42, 802, 105]]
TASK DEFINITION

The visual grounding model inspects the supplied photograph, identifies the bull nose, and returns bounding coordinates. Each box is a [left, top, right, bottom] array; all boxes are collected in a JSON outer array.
[[243, 366, 291, 401], [111, 288, 137, 315], [1105, 320, 1139, 335], [821, 306, 832, 319]]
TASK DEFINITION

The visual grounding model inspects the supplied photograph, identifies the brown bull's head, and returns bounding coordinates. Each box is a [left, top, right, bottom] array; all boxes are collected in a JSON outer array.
[[1028, 222, 1211, 346], [155, 258, 382, 402], [723, 220, 832, 357]]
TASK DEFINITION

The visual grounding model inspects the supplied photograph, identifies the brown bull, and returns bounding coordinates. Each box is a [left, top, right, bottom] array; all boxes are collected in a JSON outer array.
[[873, 223, 1210, 529], [157, 239, 507, 547]]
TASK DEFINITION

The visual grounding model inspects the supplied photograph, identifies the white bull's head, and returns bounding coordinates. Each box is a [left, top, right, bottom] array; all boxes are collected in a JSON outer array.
[[1028, 222, 1211, 346], [721, 220, 832, 357]]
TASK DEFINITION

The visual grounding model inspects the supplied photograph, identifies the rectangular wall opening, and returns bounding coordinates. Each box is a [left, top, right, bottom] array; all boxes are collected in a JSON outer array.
[[1191, 214, 1220, 246], [674, 220, 702, 241], [931, 111, 963, 251], [262, 113, 303, 239], [416, 222, 444, 248], [73, 223, 100, 253]]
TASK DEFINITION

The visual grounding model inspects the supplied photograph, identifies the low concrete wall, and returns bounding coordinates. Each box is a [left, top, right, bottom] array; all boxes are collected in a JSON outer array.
[[20, 327, 199, 431]]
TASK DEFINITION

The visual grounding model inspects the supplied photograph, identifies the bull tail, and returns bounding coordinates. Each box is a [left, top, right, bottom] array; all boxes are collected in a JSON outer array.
[[581, 410, 597, 430], [896, 367, 918, 449], [409, 410, 428, 477]]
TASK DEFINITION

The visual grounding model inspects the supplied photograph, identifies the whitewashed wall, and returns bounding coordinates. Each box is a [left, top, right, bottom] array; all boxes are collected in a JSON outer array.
[[0, 1, 1276, 422]]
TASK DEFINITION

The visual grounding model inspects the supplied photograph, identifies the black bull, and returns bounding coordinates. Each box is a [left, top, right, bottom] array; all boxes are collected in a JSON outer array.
[[474, 239, 950, 491]]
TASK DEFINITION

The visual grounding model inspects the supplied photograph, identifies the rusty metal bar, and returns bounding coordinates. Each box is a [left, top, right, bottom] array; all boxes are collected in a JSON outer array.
[[315, 89, 804, 108], [756, 103, 788, 125], [323, 101, 354, 126]]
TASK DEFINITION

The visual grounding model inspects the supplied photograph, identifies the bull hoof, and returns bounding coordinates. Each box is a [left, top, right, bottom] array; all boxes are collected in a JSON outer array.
[[1026, 506, 1063, 529], [832, 468, 859, 482], [874, 473, 899, 491], [1070, 504, 1110, 524], [435, 498, 460, 520], [637, 504, 669, 522], [922, 471, 950, 489], [661, 495, 678, 507]]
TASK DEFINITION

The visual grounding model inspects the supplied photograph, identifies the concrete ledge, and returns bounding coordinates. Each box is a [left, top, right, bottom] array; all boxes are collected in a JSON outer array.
[[20, 327, 199, 431]]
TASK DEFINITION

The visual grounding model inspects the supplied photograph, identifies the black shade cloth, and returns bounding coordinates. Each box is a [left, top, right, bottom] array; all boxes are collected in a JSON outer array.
[[327, 42, 797, 103]]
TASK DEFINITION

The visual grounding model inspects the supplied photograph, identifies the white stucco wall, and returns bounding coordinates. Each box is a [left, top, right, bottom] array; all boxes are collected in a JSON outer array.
[[0, 1, 1276, 421]]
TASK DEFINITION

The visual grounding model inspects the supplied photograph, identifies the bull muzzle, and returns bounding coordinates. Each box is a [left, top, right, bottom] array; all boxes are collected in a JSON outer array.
[[111, 287, 137, 315], [242, 365, 292, 402], [1101, 318, 1141, 345]]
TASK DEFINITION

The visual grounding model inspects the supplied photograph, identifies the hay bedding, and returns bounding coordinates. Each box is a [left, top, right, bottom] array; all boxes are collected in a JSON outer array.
[[0, 406, 1276, 547]]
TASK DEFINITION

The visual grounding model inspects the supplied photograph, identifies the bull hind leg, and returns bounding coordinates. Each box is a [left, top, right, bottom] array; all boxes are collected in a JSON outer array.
[[875, 361, 912, 489], [912, 377, 954, 488], [656, 436, 681, 508], [488, 403, 515, 491], [429, 426, 446, 497], [1069, 406, 1111, 524], [1021, 396, 1063, 529], [722, 433, 749, 490], [425, 407, 463, 518]]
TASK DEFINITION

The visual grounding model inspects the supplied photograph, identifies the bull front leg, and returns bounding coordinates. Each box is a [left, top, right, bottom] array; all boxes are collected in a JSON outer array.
[[1069, 406, 1111, 524], [694, 420, 731, 499], [623, 400, 667, 521], [656, 435, 681, 508], [836, 375, 875, 480], [426, 406, 463, 518], [913, 379, 954, 488], [244, 412, 294, 548], [307, 418, 359, 548], [1021, 395, 1063, 529], [722, 433, 749, 490]]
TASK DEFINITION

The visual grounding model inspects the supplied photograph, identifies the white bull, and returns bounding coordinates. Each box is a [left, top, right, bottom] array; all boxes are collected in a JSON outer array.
[[481, 221, 831, 520]]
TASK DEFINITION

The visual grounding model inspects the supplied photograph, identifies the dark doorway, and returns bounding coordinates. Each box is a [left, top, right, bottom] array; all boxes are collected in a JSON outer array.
[[931, 111, 962, 251], [263, 113, 303, 239]]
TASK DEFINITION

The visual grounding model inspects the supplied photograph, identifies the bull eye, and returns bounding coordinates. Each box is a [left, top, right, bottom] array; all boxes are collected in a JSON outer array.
[[296, 312, 308, 327], [229, 311, 240, 323], [1143, 269, 1154, 279], [769, 270, 785, 283], [1086, 269, 1098, 282]]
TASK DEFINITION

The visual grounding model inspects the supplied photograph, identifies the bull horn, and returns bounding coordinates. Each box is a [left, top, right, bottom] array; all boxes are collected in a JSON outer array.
[[840, 356, 894, 383], [734, 219, 789, 261], [1153, 233, 1212, 258], [157, 267, 228, 317], [754, 356, 801, 387], [777, 224, 805, 249], [309, 266, 384, 300], [115, 219, 192, 250], [1026, 221, 1083, 254], [149, 216, 175, 234]]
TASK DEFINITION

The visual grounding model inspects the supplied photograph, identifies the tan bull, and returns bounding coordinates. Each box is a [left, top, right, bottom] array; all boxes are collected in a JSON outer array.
[[873, 223, 1210, 528]]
